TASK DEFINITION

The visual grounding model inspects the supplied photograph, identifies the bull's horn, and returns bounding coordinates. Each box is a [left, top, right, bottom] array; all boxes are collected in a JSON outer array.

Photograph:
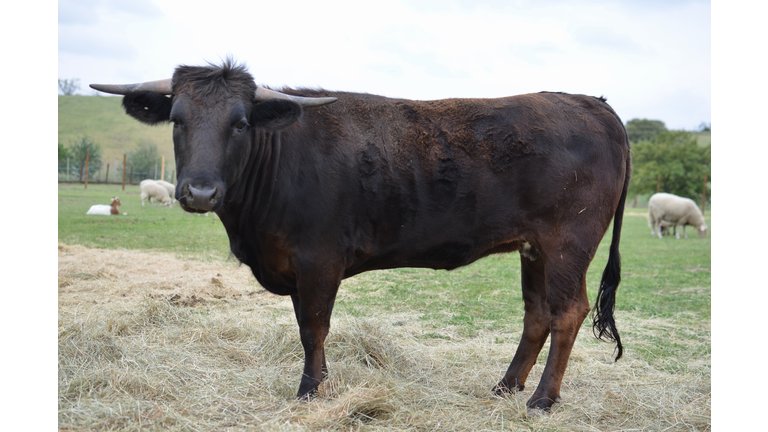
[[89, 78, 172, 95], [254, 86, 337, 107]]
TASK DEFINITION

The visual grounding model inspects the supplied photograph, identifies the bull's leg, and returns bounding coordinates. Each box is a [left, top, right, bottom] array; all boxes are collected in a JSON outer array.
[[293, 265, 342, 399], [291, 295, 328, 376], [493, 253, 550, 394], [526, 265, 591, 411]]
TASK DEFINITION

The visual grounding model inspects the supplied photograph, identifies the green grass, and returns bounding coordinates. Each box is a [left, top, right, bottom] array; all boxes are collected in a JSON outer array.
[[58, 183, 229, 261], [59, 184, 710, 370], [58, 95, 175, 173]]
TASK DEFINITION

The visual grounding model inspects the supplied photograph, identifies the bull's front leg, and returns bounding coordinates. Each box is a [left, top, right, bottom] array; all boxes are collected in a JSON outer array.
[[292, 263, 342, 399]]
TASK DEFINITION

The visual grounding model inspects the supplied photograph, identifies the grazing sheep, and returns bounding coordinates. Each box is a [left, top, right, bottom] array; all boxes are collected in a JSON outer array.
[[648, 193, 707, 239], [140, 179, 172, 206], [156, 180, 177, 203], [86, 197, 122, 215]]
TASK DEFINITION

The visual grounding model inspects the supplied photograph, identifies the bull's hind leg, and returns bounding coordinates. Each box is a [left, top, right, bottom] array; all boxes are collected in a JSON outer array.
[[494, 253, 550, 394], [526, 260, 591, 411]]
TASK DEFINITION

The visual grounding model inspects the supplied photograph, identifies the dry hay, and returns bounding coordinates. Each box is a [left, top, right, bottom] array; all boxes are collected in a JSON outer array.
[[59, 244, 710, 431]]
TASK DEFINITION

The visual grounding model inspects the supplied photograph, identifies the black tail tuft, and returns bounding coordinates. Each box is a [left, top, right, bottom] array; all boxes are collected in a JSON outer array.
[[592, 234, 623, 361], [592, 130, 630, 362]]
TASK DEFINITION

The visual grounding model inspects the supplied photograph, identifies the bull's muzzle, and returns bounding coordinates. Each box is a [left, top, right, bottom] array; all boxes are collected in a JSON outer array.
[[179, 184, 222, 213]]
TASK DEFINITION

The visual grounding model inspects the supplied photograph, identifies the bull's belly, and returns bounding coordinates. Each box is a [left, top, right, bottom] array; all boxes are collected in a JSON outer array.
[[343, 239, 530, 277]]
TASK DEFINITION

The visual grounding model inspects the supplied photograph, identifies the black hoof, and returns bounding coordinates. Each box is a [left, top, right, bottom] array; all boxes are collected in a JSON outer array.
[[492, 382, 524, 396], [526, 395, 559, 412], [296, 386, 319, 401]]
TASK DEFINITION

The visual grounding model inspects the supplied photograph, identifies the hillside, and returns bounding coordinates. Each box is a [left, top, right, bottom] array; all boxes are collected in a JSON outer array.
[[58, 95, 175, 173]]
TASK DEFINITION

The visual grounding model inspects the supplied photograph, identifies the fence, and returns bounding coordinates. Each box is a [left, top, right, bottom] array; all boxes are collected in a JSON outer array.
[[58, 155, 175, 186], [58, 166, 175, 184]]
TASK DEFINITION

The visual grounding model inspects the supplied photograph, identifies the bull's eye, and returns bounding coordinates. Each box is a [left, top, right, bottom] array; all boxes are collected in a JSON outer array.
[[235, 119, 249, 132]]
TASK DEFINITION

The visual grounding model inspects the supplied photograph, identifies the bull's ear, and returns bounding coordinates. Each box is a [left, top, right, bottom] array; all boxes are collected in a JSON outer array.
[[250, 99, 302, 131], [122, 91, 173, 125]]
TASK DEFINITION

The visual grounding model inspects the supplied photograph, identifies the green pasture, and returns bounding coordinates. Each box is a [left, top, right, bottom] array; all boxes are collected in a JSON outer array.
[[58, 183, 229, 261], [58, 183, 710, 371]]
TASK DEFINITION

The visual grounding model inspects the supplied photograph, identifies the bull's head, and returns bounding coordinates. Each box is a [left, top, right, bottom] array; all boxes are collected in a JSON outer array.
[[90, 62, 336, 213]]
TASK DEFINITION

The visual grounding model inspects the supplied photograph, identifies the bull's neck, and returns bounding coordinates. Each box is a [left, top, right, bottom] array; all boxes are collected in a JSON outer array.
[[221, 130, 283, 233]]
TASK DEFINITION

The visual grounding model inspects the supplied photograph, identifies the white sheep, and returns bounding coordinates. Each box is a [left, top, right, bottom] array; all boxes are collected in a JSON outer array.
[[140, 179, 171, 206], [648, 192, 707, 239], [86, 196, 122, 215], [155, 180, 177, 203]]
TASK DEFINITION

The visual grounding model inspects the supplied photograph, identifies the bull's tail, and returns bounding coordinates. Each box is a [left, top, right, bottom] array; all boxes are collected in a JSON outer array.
[[592, 136, 631, 362]]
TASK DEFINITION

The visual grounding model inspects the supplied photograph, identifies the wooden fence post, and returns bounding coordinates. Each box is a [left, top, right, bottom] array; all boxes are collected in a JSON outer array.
[[84, 152, 89, 189], [122, 154, 127, 190], [105, 164, 110, 184]]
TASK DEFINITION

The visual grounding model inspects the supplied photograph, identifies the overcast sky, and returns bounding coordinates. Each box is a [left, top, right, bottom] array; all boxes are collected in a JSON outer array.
[[58, 0, 710, 130]]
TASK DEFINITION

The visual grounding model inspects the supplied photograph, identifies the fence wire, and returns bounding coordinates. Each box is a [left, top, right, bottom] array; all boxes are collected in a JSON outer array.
[[58, 166, 175, 184]]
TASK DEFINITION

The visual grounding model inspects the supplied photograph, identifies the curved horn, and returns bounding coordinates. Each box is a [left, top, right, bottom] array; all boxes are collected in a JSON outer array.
[[254, 86, 337, 107], [89, 78, 172, 95]]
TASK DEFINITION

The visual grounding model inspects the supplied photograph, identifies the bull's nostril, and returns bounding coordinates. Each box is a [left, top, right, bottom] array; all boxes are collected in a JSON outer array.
[[185, 184, 221, 212]]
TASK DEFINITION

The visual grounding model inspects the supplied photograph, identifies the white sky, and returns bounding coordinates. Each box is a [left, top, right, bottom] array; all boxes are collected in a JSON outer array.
[[58, 0, 711, 130]]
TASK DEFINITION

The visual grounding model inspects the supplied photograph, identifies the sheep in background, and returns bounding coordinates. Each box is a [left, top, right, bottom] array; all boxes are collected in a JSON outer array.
[[156, 180, 177, 203], [648, 192, 708, 239], [140, 179, 172, 206], [87, 197, 123, 215]]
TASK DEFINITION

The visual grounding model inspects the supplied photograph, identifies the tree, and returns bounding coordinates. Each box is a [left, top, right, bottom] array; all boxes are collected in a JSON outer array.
[[70, 136, 103, 181], [127, 140, 161, 179], [58, 78, 80, 95], [58, 143, 71, 168], [625, 118, 667, 143], [630, 130, 710, 202]]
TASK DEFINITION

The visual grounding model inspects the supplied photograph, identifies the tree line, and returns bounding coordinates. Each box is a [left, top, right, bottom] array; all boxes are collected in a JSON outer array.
[[626, 118, 711, 206], [58, 136, 165, 182]]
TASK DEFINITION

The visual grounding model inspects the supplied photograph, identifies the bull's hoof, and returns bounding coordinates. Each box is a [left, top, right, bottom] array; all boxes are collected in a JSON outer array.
[[296, 388, 318, 401], [296, 380, 321, 401], [526, 394, 560, 412], [492, 382, 524, 396]]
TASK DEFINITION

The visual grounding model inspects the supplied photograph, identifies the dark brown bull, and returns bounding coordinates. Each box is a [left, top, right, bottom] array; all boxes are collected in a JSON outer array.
[[91, 60, 630, 411]]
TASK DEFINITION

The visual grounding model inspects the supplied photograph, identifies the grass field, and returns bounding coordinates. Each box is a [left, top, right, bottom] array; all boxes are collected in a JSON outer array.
[[58, 184, 711, 431]]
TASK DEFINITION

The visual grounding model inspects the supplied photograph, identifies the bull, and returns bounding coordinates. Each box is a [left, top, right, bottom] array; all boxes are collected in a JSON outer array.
[[91, 60, 631, 411]]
